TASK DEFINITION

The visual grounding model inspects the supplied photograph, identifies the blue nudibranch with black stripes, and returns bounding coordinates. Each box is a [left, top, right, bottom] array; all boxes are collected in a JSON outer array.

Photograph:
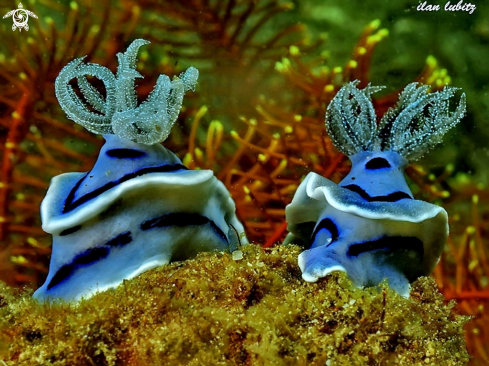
[[34, 39, 247, 301], [285, 81, 466, 297]]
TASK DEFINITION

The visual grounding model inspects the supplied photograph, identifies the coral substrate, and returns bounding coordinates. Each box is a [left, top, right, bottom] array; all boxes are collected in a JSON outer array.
[[0, 245, 469, 366]]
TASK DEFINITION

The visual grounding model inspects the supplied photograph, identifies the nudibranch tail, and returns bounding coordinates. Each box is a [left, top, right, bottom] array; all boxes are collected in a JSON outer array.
[[325, 81, 466, 161], [55, 38, 199, 146]]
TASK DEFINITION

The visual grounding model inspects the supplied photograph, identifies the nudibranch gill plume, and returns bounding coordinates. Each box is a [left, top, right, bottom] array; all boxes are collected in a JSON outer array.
[[34, 39, 247, 302], [285, 81, 466, 297]]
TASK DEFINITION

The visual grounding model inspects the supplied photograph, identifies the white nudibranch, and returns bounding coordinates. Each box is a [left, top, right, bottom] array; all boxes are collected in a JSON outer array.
[[34, 39, 247, 302], [285, 81, 465, 297]]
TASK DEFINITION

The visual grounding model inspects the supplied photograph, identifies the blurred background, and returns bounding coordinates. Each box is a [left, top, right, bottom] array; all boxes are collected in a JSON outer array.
[[0, 0, 488, 363]]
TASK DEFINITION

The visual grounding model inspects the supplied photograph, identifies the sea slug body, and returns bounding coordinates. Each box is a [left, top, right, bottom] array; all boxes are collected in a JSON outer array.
[[285, 81, 466, 297], [34, 39, 247, 302]]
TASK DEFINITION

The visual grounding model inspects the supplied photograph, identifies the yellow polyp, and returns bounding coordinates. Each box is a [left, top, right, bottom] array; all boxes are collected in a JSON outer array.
[[324, 84, 335, 93], [289, 45, 300, 56], [70, 1, 78, 11], [348, 60, 357, 69], [441, 191, 450, 198], [309, 153, 319, 164], [10, 255, 28, 265], [280, 184, 298, 195], [293, 114, 302, 122], [275, 61, 285, 73], [230, 130, 239, 139], [357, 47, 367, 55], [282, 2, 294, 10], [45, 17, 54, 25], [333, 66, 342, 74], [206, 120, 223, 164], [320, 50, 330, 59], [27, 237, 41, 248], [249, 118, 257, 126], [0, 182, 4, 189], [0, 217, 5, 223], [428, 173, 436, 181], [250, 180, 263, 190], [11, 111, 21, 120], [243, 186, 251, 195], [90, 24, 101, 34], [27, 37, 35, 45], [472, 195, 479, 205], [16, 193, 25, 200], [369, 19, 381, 30], [284, 126, 293, 134], [271, 160, 287, 178], [469, 259, 479, 272], [139, 50, 149, 61], [367, 29, 388, 45], [258, 154, 267, 163], [467, 226, 476, 234], [5, 142, 15, 149], [275, 58, 291, 73], [366, 35, 379, 45], [426, 55, 437, 68], [194, 148, 204, 161], [183, 152, 193, 167], [272, 133, 281, 139]]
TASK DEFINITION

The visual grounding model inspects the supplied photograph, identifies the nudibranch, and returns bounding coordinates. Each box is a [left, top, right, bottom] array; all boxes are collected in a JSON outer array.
[[285, 81, 466, 297], [34, 39, 247, 302]]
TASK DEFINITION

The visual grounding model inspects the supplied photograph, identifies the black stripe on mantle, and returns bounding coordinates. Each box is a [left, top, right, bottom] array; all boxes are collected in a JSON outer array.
[[342, 184, 412, 203], [63, 164, 188, 213], [47, 231, 133, 290]]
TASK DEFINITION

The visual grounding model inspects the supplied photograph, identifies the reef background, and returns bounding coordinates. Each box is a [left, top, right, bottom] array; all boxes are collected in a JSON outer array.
[[0, 0, 488, 364]]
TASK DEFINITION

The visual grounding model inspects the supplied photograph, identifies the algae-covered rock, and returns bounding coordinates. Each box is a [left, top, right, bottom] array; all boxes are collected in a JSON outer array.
[[0, 245, 469, 365]]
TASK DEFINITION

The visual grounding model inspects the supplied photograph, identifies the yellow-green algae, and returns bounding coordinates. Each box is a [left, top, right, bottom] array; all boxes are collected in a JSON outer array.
[[0, 245, 469, 366]]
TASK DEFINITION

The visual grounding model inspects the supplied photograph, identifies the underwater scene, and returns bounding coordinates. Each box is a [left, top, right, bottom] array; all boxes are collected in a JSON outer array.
[[0, 0, 488, 364]]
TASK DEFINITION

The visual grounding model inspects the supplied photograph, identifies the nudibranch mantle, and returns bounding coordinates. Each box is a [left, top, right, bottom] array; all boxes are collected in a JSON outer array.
[[285, 81, 465, 297], [34, 39, 247, 302]]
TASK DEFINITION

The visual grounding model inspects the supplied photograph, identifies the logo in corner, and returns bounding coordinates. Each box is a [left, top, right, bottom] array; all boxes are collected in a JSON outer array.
[[3, 3, 38, 32]]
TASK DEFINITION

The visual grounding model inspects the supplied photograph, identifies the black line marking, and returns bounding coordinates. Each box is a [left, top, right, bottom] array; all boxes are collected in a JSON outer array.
[[342, 184, 412, 202], [47, 232, 132, 290], [104, 231, 133, 247], [106, 149, 146, 159], [64, 164, 188, 213], [365, 157, 391, 170], [347, 236, 423, 258], [59, 225, 82, 236], [140, 212, 228, 243], [311, 218, 339, 244]]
